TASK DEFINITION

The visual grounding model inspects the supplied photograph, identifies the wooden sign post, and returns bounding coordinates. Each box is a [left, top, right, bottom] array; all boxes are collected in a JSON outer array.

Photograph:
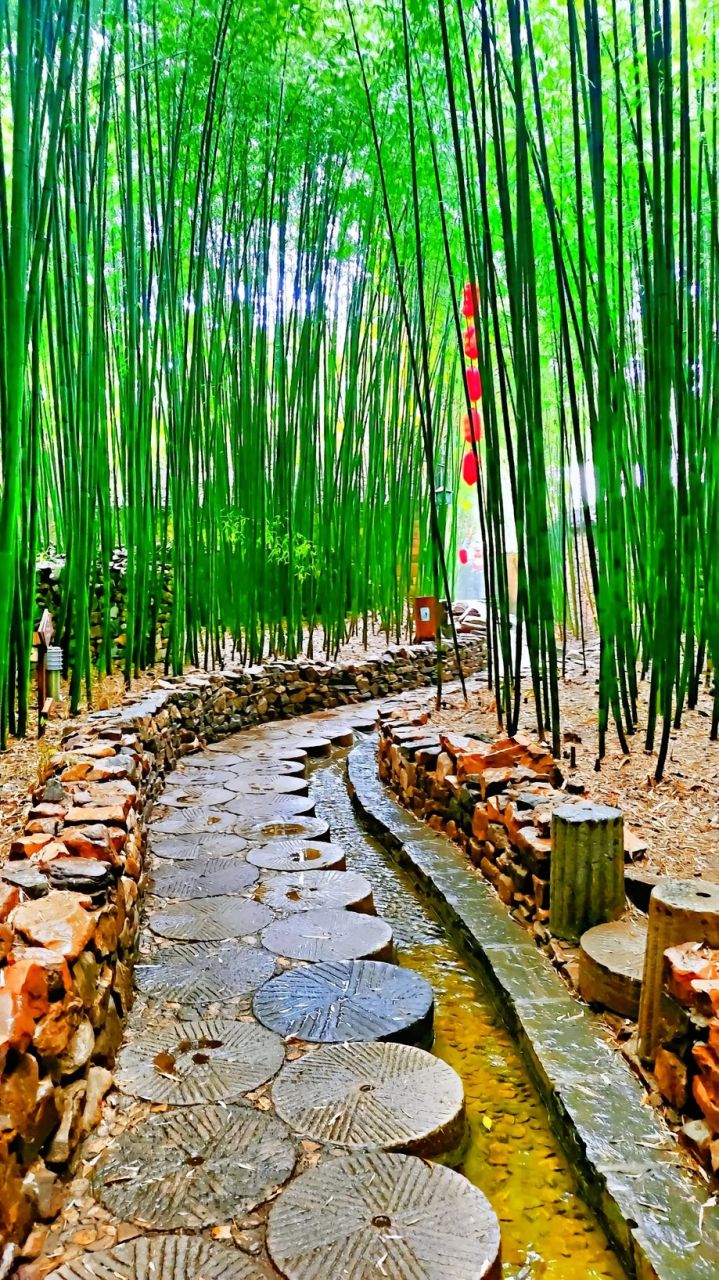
[[34, 609, 54, 738]]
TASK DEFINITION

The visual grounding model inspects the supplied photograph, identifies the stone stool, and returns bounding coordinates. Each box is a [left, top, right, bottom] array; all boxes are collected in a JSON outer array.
[[637, 879, 719, 1062]]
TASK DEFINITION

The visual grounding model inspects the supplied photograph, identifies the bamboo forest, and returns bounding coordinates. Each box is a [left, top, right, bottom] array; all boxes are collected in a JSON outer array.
[[2, 2, 719, 1277]]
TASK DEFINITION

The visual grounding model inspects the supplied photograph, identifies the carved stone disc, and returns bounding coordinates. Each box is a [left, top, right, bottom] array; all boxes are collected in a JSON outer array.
[[148, 896, 273, 942], [221, 795, 315, 819], [242, 818, 330, 845], [260, 870, 374, 916], [271, 1041, 465, 1159], [92, 1104, 296, 1228], [160, 784, 236, 808], [148, 858, 258, 900], [218, 744, 308, 766], [164, 767, 237, 788], [248, 841, 346, 872], [262, 909, 393, 963], [151, 807, 240, 837], [116, 1016, 285, 1104], [266, 1150, 502, 1280], [150, 831, 249, 861], [220, 774, 308, 797], [135, 941, 276, 1007], [253, 961, 433, 1047], [282, 736, 331, 756], [45, 1235, 269, 1279]]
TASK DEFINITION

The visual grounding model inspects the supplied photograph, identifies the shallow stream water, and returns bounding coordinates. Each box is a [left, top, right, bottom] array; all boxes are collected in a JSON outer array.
[[310, 752, 627, 1280]]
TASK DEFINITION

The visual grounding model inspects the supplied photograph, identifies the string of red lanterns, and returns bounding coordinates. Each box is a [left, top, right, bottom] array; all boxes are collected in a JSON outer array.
[[458, 282, 482, 567]]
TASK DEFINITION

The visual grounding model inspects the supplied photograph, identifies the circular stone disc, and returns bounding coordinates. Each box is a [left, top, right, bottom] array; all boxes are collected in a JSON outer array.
[[282, 736, 331, 757], [253, 961, 433, 1047], [262, 909, 393, 964], [150, 832, 249, 861], [44, 1235, 268, 1279], [148, 858, 258, 900], [92, 1104, 296, 1228], [248, 840, 346, 872], [151, 807, 241, 837], [221, 744, 308, 766], [243, 818, 330, 845], [148, 896, 273, 942], [164, 767, 237, 788], [579, 917, 648, 1018], [221, 795, 315, 819], [182, 751, 257, 771], [266, 1150, 501, 1280], [325, 726, 355, 747], [272, 1042, 465, 1159], [260, 870, 374, 916], [135, 941, 277, 1006], [220, 775, 309, 797], [160, 785, 236, 808], [116, 1016, 285, 1104]]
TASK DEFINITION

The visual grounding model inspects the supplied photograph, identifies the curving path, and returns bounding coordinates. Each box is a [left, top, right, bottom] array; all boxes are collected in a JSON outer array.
[[21, 706, 501, 1280]]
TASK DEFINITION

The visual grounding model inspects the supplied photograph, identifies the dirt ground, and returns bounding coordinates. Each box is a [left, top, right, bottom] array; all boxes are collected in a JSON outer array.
[[405, 639, 719, 884]]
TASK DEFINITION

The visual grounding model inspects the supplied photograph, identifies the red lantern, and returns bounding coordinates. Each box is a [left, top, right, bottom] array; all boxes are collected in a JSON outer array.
[[463, 326, 478, 360], [462, 450, 479, 486], [466, 367, 482, 402], [462, 282, 479, 319], [458, 547, 468, 565], [462, 409, 482, 444]]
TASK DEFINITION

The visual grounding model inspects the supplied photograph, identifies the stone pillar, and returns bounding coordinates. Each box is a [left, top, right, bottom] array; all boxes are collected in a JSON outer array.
[[637, 879, 719, 1063], [549, 802, 624, 943]]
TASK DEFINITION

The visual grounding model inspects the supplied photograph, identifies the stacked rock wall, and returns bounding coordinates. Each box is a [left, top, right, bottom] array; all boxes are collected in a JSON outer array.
[[0, 636, 485, 1251], [378, 721, 576, 948]]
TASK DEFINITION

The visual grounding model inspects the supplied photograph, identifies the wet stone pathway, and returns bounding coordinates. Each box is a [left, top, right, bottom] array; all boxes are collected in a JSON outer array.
[[21, 707, 507, 1280]]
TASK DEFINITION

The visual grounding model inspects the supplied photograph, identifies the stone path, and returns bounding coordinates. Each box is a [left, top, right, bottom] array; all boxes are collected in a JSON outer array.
[[21, 707, 500, 1280]]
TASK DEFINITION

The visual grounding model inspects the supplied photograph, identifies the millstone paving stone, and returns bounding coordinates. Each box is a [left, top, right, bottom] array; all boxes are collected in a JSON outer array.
[[149, 831, 250, 860], [44, 1235, 270, 1279], [259, 869, 374, 915], [262, 907, 393, 963], [151, 806, 246, 837], [221, 794, 315, 819], [159, 783, 236, 808], [266, 1149, 502, 1280], [147, 857, 259, 899], [253, 959, 434, 1047], [242, 817, 330, 844], [219, 773, 309, 796], [181, 751, 264, 771], [164, 766, 239, 788], [579, 916, 647, 1019], [92, 1103, 296, 1228], [147, 894, 273, 941], [220, 743, 308, 766], [134, 940, 277, 1007], [272, 1041, 466, 1159], [281, 735, 331, 756], [247, 839, 346, 871], [115, 1015, 285, 1104]]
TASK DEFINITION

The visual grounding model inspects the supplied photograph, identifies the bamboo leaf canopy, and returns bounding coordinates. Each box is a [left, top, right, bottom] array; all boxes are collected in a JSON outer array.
[[0, 0, 717, 780]]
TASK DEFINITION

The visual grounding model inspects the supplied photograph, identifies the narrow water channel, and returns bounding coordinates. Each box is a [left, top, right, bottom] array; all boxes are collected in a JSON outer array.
[[310, 751, 627, 1280]]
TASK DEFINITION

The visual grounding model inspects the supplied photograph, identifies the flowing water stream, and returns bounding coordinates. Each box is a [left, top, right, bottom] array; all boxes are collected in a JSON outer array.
[[310, 752, 627, 1280]]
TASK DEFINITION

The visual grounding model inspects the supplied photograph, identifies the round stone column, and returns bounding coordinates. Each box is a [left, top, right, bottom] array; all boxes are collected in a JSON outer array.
[[637, 879, 719, 1062], [549, 802, 625, 943]]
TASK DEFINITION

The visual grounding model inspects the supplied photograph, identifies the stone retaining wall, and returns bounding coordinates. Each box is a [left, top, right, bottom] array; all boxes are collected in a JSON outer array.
[[378, 720, 574, 950], [0, 635, 485, 1255]]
